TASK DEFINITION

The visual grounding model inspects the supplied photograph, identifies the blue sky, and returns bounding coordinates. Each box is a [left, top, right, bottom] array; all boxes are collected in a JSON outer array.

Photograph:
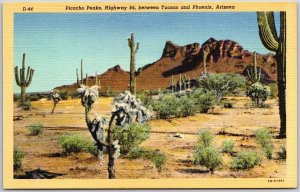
[[14, 12, 279, 93]]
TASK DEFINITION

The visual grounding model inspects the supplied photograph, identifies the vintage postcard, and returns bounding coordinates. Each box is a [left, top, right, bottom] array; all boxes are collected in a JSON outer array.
[[2, 1, 297, 189]]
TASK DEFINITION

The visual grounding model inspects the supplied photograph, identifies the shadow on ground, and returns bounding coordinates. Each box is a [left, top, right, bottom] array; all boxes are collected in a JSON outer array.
[[14, 168, 65, 179]]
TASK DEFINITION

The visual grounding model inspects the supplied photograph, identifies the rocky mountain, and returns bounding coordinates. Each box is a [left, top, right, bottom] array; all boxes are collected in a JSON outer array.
[[56, 38, 277, 93]]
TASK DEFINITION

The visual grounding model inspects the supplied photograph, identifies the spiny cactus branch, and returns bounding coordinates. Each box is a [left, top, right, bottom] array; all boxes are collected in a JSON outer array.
[[257, 12, 279, 52]]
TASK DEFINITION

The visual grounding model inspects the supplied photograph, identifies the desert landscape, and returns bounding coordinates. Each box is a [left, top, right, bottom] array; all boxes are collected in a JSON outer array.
[[13, 96, 286, 179], [12, 11, 287, 180]]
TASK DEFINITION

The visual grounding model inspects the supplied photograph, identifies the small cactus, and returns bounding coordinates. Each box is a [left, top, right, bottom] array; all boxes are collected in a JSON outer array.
[[247, 52, 261, 84]]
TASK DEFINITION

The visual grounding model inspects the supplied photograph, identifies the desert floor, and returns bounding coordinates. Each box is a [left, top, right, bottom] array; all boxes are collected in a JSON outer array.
[[13, 96, 286, 179]]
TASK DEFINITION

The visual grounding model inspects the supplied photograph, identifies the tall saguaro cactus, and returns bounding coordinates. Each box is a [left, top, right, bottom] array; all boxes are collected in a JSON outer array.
[[202, 44, 210, 75], [257, 12, 286, 138], [76, 59, 90, 87], [128, 33, 139, 95], [14, 53, 34, 106], [247, 52, 261, 84]]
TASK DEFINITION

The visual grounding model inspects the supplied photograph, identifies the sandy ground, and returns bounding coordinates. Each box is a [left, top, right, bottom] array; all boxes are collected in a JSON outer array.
[[13, 96, 286, 179]]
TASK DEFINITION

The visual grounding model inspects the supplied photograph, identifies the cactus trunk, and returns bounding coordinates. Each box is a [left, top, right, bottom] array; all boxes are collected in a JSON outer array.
[[21, 86, 26, 105], [257, 11, 286, 138], [128, 33, 139, 95], [107, 112, 117, 179], [277, 12, 286, 138]]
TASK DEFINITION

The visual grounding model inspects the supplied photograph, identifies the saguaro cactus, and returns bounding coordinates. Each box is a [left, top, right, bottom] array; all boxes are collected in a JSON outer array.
[[76, 59, 90, 87], [257, 12, 286, 138], [128, 33, 139, 95], [247, 52, 261, 84], [202, 45, 210, 75], [14, 53, 34, 106]]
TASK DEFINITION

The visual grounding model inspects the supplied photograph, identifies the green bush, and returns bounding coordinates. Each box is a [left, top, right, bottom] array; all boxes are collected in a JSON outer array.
[[221, 139, 235, 154], [197, 129, 214, 148], [277, 145, 286, 160], [263, 144, 273, 159], [255, 128, 272, 148], [112, 123, 150, 155], [136, 91, 152, 107], [28, 123, 43, 136], [58, 133, 97, 155], [197, 73, 246, 102], [14, 149, 25, 170], [231, 150, 261, 170], [129, 148, 166, 172], [150, 94, 179, 119], [255, 128, 274, 159], [193, 146, 222, 173], [18, 100, 31, 110], [191, 89, 216, 113], [175, 96, 197, 117], [59, 91, 68, 100], [246, 82, 271, 106], [150, 90, 215, 119]]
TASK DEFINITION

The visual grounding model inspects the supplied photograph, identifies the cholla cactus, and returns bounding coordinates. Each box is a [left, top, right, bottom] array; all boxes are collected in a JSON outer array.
[[77, 85, 99, 110], [113, 91, 150, 126], [112, 140, 120, 159], [91, 113, 108, 165], [77, 88, 150, 179], [49, 89, 62, 114]]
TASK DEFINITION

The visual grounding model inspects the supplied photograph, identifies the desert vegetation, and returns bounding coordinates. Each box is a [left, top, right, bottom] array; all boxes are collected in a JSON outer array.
[[13, 11, 287, 179]]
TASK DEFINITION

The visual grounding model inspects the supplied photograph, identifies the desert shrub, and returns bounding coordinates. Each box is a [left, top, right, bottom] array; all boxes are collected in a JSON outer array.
[[197, 73, 246, 102], [129, 148, 166, 172], [29, 94, 42, 101], [197, 129, 214, 148], [221, 139, 235, 153], [59, 91, 68, 100], [231, 150, 261, 170], [13, 94, 20, 102], [246, 82, 271, 106], [14, 149, 25, 170], [193, 146, 222, 173], [150, 94, 179, 119], [175, 96, 197, 117], [191, 89, 216, 113], [255, 128, 274, 159], [112, 123, 150, 155], [277, 145, 286, 160], [28, 123, 43, 136], [18, 100, 31, 110], [58, 133, 96, 155], [223, 101, 233, 108], [136, 91, 152, 107], [263, 144, 273, 159], [255, 128, 272, 148], [149, 89, 216, 119], [269, 83, 278, 98]]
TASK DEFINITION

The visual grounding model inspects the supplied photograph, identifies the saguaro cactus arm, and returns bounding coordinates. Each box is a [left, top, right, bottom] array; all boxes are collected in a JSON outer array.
[[257, 12, 279, 51], [14, 67, 21, 86], [247, 52, 261, 83]]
